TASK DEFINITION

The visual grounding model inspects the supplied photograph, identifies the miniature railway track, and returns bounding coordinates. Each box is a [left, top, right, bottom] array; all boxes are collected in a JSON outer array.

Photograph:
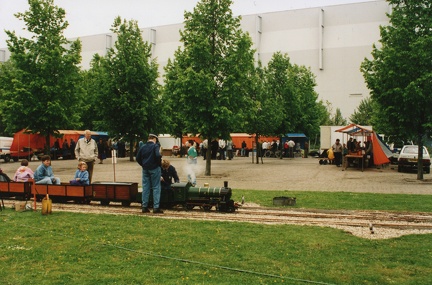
[[4, 200, 432, 237]]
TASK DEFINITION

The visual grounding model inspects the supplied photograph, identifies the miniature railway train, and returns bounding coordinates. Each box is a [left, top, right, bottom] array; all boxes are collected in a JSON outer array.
[[0, 180, 238, 212]]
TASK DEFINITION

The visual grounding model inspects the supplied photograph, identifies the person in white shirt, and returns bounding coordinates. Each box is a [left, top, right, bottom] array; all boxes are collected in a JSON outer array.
[[218, 139, 226, 160], [74, 130, 98, 183], [332, 139, 343, 167], [288, 139, 295, 158]]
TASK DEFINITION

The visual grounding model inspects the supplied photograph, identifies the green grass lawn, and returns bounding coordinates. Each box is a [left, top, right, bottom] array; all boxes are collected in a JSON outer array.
[[1, 190, 432, 285], [232, 189, 432, 212]]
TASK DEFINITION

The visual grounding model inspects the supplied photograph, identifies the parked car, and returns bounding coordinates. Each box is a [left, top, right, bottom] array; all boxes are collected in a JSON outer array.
[[0, 136, 13, 162], [397, 145, 431, 173]]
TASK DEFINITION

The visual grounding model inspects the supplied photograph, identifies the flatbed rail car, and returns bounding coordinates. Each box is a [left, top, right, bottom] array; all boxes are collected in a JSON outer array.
[[31, 182, 138, 206], [32, 183, 93, 203], [0, 181, 32, 200], [1, 181, 137, 206], [92, 182, 138, 206]]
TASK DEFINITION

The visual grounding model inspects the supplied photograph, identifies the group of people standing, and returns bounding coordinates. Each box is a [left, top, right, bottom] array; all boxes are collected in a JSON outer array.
[[198, 139, 235, 160], [330, 137, 373, 167], [3, 130, 98, 186], [50, 138, 76, 160]]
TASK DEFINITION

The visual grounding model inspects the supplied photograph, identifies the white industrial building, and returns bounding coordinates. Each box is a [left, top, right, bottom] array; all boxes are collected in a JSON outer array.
[[0, 0, 390, 118]]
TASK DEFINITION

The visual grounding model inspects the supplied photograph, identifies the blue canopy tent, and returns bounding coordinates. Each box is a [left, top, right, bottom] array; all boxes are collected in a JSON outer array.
[[78, 131, 109, 141], [281, 133, 308, 149]]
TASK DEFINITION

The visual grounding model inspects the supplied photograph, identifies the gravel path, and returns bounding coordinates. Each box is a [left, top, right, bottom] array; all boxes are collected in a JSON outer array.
[[4, 200, 432, 240]]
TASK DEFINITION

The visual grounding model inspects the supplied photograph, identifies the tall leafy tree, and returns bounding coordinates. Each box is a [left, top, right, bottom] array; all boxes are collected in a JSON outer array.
[[266, 52, 300, 136], [0, 61, 20, 137], [161, 58, 187, 141], [93, 17, 162, 161], [349, 97, 374, 126], [361, 0, 432, 179], [79, 62, 103, 131], [288, 64, 321, 139], [329, 108, 348, 126], [0, 0, 82, 151], [163, 0, 255, 175], [265, 52, 322, 139], [243, 63, 284, 164], [316, 100, 332, 126]]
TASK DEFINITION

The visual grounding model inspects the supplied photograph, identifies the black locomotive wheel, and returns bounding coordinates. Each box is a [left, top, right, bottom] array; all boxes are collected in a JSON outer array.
[[202, 205, 212, 211], [185, 204, 194, 210], [100, 200, 110, 206], [225, 206, 236, 213]]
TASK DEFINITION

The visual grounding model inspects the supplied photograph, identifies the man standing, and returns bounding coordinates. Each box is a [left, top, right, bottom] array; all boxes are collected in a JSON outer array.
[[97, 138, 107, 164], [332, 138, 343, 167], [218, 139, 226, 160], [241, 140, 247, 157], [288, 139, 295, 158], [69, 138, 76, 159], [75, 130, 98, 183], [136, 134, 163, 214]]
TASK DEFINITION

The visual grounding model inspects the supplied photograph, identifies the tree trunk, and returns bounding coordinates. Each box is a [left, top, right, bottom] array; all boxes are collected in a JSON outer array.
[[205, 144, 211, 176], [45, 135, 51, 156], [129, 138, 135, 162], [417, 135, 424, 180], [255, 134, 262, 164]]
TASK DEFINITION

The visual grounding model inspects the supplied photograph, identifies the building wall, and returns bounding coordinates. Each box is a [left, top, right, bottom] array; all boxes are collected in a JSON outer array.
[[0, 0, 390, 119], [249, 1, 389, 118]]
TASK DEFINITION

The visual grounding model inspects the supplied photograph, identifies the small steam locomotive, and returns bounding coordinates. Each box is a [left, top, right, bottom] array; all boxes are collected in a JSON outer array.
[[0, 180, 239, 213]]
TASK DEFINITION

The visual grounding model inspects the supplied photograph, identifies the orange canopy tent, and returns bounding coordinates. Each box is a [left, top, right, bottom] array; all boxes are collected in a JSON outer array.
[[10, 129, 107, 159], [335, 124, 390, 166]]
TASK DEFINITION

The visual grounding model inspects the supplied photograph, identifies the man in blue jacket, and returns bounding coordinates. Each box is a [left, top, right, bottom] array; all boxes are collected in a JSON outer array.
[[136, 134, 163, 214]]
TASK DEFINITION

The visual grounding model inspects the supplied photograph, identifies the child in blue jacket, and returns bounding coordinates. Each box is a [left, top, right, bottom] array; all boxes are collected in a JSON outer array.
[[70, 161, 90, 185]]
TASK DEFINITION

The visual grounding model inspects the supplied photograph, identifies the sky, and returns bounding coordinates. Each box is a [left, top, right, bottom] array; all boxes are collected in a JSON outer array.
[[0, 0, 377, 48]]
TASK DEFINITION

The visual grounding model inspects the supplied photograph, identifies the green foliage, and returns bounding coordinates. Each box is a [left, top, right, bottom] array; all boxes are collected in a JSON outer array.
[[163, 0, 255, 174], [349, 97, 374, 126], [263, 52, 323, 139], [161, 58, 187, 139], [361, 0, 432, 179], [89, 17, 162, 159], [0, 0, 82, 147], [329, 107, 348, 126], [1, 208, 432, 284], [288, 64, 321, 138], [78, 61, 104, 131], [316, 99, 332, 126], [242, 63, 283, 139], [265, 52, 299, 135]]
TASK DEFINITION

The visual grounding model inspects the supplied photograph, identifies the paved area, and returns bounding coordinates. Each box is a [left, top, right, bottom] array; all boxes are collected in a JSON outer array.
[[1, 155, 430, 194]]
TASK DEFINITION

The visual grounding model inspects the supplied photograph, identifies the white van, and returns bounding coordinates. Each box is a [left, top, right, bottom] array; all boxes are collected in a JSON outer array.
[[0, 136, 13, 162]]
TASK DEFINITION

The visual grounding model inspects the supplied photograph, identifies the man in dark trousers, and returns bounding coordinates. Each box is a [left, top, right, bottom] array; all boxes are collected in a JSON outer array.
[[136, 134, 163, 214], [74, 130, 98, 183]]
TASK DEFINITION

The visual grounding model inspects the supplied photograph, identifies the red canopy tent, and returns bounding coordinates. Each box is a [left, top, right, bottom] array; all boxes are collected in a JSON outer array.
[[10, 129, 102, 160]]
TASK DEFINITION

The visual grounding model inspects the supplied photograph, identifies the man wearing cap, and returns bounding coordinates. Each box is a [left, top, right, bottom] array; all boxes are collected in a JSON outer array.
[[136, 134, 163, 214], [75, 130, 98, 182]]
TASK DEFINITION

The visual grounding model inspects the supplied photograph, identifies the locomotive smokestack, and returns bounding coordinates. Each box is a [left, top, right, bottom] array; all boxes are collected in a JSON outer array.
[[224, 181, 228, 188]]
